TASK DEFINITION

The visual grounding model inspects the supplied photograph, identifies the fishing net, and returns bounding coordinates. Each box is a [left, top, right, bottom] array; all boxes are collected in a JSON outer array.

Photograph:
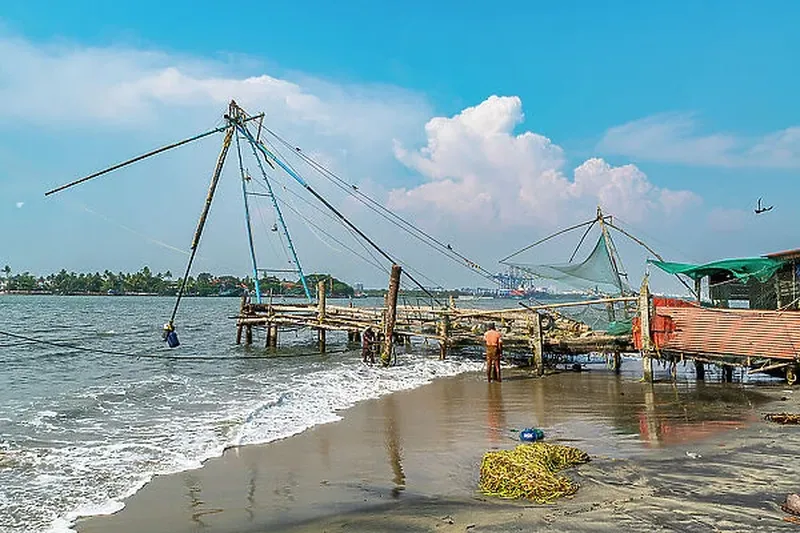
[[479, 443, 590, 503], [506, 237, 629, 296]]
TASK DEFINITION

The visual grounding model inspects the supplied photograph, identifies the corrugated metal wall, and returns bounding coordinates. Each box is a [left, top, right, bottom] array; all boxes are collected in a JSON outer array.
[[636, 302, 800, 360]]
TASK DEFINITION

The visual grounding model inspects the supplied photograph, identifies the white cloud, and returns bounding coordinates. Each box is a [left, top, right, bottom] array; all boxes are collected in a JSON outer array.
[[389, 96, 699, 228], [0, 33, 435, 286], [15, 201, 23, 208], [0, 34, 431, 156], [598, 113, 800, 168]]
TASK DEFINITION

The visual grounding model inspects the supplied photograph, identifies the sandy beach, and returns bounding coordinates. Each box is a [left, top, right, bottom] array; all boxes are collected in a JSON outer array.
[[77, 366, 800, 533]]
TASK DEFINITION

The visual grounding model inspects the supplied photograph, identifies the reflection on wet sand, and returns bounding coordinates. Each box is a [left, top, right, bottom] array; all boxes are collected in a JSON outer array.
[[78, 370, 776, 533], [486, 383, 506, 445], [382, 395, 405, 497]]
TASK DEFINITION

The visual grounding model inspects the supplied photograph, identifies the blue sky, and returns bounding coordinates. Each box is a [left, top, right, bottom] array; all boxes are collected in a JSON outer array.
[[0, 1, 798, 291]]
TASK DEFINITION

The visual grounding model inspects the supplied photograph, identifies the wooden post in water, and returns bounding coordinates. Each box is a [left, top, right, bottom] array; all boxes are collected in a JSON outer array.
[[693, 278, 705, 381], [317, 280, 327, 353], [639, 275, 653, 382], [265, 321, 272, 348], [723, 365, 733, 383], [245, 325, 253, 345], [612, 352, 622, 374], [439, 312, 450, 360], [695, 359, 705, 380], [381, 264, 402, 366], [269, 323, 278, 348], [236, 290, 248, 345], [531, 312, 544, 376]]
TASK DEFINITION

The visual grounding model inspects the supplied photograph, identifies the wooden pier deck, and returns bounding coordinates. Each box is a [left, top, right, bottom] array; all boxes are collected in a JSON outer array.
[[233, 269, 800, 385]]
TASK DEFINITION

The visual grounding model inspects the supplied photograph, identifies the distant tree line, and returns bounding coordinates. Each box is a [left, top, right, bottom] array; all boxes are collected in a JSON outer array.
[[0, 265, 354, 297]]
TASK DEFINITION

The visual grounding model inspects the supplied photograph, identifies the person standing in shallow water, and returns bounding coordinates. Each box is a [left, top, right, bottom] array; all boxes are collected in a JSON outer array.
[[484, 323, 502, 382], [362, 327, 376, 364]]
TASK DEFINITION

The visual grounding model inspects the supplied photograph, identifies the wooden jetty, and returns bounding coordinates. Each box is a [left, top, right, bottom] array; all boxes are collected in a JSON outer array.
[[235, 264, 637, 375], [235, 262, 800, 386]]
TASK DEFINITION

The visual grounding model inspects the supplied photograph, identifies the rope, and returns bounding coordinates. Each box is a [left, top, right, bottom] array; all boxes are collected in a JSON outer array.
[[0, 329, 352, 361], [259, 126, 499, 285]]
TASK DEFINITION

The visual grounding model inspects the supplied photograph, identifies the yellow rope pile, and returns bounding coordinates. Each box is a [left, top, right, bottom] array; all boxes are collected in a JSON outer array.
[[479, 443, 590, 503], [765, 413, 800, 425]]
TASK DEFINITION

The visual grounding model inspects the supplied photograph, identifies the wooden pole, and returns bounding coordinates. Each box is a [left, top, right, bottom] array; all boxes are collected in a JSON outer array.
[[269, 324, 278, 347], [639, 275, 653, 382], [381, 264, 402, 366], [439, 312, 450, 360], [531, 312, 544, 376], [236, 324, 243, 345], [318, 280, 327, 353], [694, 358, 705, 380], [612, 352, 622, 374], [245, 325, 253, 345], [723, 365, 733, 383], [692, 278, 705, 381]]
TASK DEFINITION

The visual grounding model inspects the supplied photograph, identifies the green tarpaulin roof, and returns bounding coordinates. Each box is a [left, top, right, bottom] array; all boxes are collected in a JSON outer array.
[[648, 257, 785, 283]]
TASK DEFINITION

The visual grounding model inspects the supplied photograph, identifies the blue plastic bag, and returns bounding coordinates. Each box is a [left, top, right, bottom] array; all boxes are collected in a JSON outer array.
[[519, 427, 544, 442], [166, 330, 180, 348]]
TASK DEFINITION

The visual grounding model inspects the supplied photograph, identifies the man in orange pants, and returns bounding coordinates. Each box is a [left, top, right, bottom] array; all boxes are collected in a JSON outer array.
[[484, 323, 502, 382]]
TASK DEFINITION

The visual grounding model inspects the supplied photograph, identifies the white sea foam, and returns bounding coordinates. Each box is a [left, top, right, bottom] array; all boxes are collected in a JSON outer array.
[[3, 350, 482, 533]]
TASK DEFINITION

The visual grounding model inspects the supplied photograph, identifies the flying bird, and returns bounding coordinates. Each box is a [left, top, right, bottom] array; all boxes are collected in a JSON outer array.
[[754, 197, 774, 214]]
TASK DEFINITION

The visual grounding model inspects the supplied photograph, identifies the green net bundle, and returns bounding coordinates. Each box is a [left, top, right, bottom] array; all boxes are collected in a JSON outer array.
[[479, 443, 590, 503]]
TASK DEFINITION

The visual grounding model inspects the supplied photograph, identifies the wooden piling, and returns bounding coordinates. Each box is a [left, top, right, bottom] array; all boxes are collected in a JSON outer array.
[[612, 352, 622, 374], [530, 312, 544, 376], [236, 323, 243, 345], [695, 361, 705, 381], [317, 280, 327, 353], [245, 325, 253, 345], [639, 275, 653, 382], [723, 365, 733, 383], [265, 322, 272, 347], [381, 264, 402, 366], [269, 323, 278, 347], [439, 313, 450, 360]]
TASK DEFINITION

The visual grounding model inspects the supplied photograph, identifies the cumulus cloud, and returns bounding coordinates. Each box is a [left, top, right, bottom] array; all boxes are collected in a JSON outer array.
[[0, 34, 431, 157], [389, 96, 699, 228], [15, 201, 23, 208], [598, 113, 800, 169]]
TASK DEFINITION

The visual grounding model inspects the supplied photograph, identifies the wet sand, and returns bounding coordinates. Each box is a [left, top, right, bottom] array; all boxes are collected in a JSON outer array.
[[78, 367, 800, 533]]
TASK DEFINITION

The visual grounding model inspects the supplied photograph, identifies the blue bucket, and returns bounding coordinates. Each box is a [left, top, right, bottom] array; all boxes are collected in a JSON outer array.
[[166, 330, 180, 348], [519, 427, 544, 442]]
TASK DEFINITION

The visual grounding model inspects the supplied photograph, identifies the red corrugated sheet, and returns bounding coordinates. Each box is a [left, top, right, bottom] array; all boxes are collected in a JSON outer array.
[[634, 304, 800, 360]]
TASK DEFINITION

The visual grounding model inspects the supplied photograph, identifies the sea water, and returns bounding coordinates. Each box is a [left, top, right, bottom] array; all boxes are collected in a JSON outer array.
[[0, 296, 483, 533]]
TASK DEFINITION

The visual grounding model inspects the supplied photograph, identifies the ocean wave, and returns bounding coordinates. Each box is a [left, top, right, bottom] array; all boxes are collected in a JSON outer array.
[[1, 350, 482, 533]]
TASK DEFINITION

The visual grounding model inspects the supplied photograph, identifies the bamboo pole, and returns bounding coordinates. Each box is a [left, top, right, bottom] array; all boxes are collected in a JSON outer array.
[[317, 280, 326, 353], [381, 265, 402, 366], [531, 312, 544, 376], [269, 323, 278, 347], [639, 275, 653, 382], [452, 296, 637, 319], [439, 312, 450, 360]]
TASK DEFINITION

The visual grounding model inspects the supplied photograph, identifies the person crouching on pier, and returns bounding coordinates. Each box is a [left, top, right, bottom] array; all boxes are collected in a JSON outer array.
[[362, 326, 376, 364], [484, 323, 502, 382]]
